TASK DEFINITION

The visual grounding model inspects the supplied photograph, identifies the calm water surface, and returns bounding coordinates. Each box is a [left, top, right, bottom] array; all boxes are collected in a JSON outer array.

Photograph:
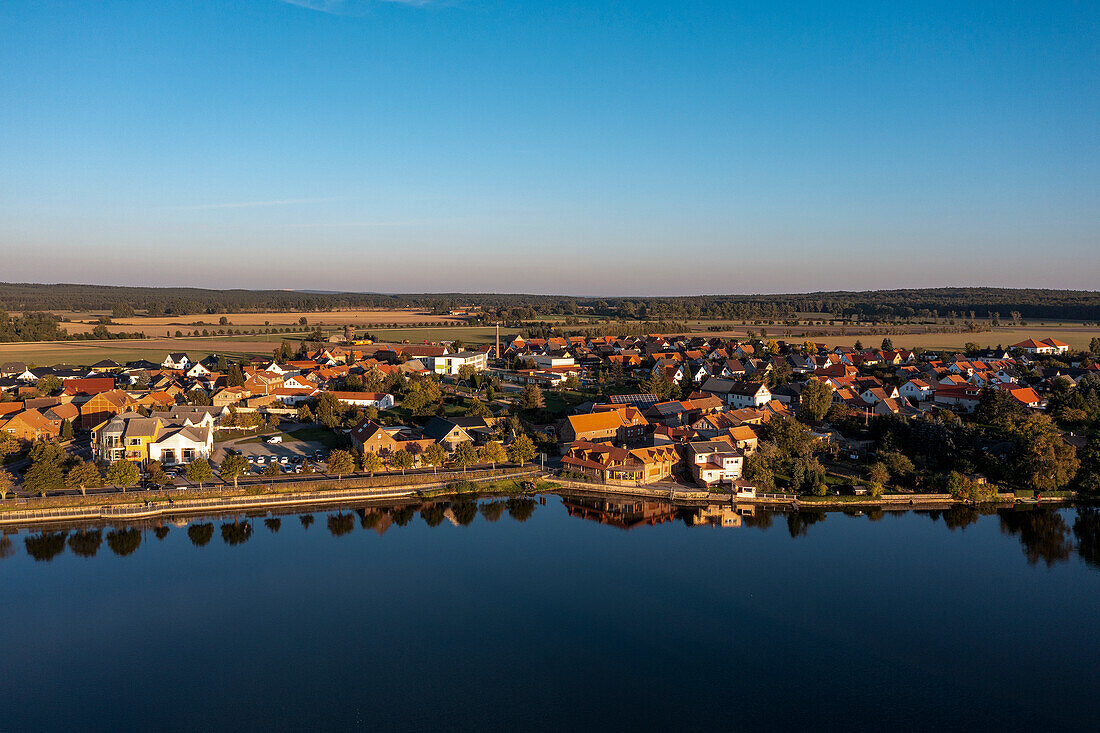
[[3, 496, 1099, 731]]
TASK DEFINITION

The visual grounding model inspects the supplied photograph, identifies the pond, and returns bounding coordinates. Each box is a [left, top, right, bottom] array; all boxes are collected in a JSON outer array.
[[2, 495, 1098, 731]]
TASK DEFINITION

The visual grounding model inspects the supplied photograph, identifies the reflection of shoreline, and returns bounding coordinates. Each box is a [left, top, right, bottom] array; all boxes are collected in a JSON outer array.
[[2, 499, 1099, 572]]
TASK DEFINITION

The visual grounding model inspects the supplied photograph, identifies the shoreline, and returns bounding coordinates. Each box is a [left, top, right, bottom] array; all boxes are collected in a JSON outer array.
[[0, 471, 1076, 531]]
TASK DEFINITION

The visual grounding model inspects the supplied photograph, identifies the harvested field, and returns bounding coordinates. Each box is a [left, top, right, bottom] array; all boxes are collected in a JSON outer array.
[[0, 336, 293, 366], [40, 309, 471, 335]]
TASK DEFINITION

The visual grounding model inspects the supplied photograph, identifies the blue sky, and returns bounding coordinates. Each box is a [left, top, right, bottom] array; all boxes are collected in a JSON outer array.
[[1, 0, 1097, 295]]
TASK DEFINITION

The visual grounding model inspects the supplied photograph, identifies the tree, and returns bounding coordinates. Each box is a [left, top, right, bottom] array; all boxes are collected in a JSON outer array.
[[226, 363, 245, 387], [220, 454, 249, 488], [0, 468, 14, 500], [422, 443, 446, 474], [452, 442, 478, 473], [881, 337, 894, 351], [261, 462, 280, 478], [112, 302, 135, 318], [480, 440, 507, 469], [327, 449, 355, 479], [25, 451, 67, 497], [59, 418, 73, 441], [266, 413, 280, 431], [507, 434, 537, 465], [65, 460, 102, 497], [1013, 414, 1079, 492], [145, 460, 169, 487], [36, 374, 62, 395], [360, 451, 382, 476], [0, 431, 19, 459], [297, 404, 315, 423], [519, 383, 545, 410], [798, 378, 833, 423], [389, 449, 413, 475], [186, 458, 213, 490], [853, 340, 863, 351], [867, 462, 890, 491]]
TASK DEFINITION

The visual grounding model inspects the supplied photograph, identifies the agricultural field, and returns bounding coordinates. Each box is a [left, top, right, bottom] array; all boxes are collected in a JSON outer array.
[[35, 309, 470, 335], [0, 336, 292, 367], [367, 326, 499, 346], [690, 325, 1099, 351]]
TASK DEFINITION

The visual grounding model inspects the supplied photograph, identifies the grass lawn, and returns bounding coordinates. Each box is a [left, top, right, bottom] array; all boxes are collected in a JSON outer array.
[[283, 425, 346, 449]]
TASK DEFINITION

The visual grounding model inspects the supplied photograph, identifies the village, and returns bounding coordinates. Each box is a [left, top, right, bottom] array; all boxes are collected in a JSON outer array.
[[1, 325, 1096, 504]]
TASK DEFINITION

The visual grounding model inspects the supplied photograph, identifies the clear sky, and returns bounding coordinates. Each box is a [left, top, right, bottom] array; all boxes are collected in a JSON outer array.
[[1, 1, 1097, 296]]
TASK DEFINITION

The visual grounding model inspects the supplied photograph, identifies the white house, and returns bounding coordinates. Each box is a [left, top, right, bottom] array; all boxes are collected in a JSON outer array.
[[185, 362, 212, 378], [162, 353, 190, 370], [686, 440, 744, 487], [1011, 338, 1069, 355], [899, 379, 935, 402], [532, 355, 576, 369], [326, 391, 395, 410], [147, 424, 213, 466]]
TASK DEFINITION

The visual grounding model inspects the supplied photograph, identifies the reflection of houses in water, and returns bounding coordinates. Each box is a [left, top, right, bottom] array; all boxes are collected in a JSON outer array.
[[688, 503, 758, 528], [562, 496, 677, 530]]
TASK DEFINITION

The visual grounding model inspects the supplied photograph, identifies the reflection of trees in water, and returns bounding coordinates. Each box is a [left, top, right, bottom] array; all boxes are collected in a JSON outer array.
[[943, 505, 979, 531], [299, 515, 314, 530], [327, 512, 355, 537], [358, 509, 382, 529], [866, 508, 885, 522], [506, 497, 536, 522], [264, 517, 281, 533], [452, 500, 477, 526], [187, 523, 214, 546], [220, 520, 252, 546], [479, 501, 505, 522], [68, 529, 103, 558], [106, 528, 142, 557], [0, 534, 13, 559], [25, 531, 68, 561], [786, 510, 826, 538], [391, 506, 416, 527], [999, 508, 1072, 567], [1073, 507, 1100, 569], [153, 526, 170, 540], [420, 504, 446, 527]]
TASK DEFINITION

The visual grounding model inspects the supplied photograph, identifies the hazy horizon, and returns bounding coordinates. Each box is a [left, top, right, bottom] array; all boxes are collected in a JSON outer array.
[[2, 1, 1098, 294]]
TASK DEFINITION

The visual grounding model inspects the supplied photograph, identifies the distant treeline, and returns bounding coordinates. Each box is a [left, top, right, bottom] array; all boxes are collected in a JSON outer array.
[[2, 283, 1100, 322]]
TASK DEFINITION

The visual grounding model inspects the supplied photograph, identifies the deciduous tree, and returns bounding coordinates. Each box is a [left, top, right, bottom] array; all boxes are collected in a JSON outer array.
[[186, 458, 213, 489], [479, 440, 506, 469], [220, 454, 249, 488], [507, 434, 537, 465], [65, 460, 102, 497]]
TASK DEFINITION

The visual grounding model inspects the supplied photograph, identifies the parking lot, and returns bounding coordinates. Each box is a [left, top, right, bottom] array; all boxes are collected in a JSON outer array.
[[212, 434, 333, 477]]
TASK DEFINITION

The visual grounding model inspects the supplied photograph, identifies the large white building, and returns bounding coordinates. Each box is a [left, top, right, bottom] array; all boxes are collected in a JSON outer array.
[[434, 351, 488, 376]]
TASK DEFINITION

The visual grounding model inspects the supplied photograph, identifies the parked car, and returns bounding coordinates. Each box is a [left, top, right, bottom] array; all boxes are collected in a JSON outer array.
[[279, 456, 289, 464]]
